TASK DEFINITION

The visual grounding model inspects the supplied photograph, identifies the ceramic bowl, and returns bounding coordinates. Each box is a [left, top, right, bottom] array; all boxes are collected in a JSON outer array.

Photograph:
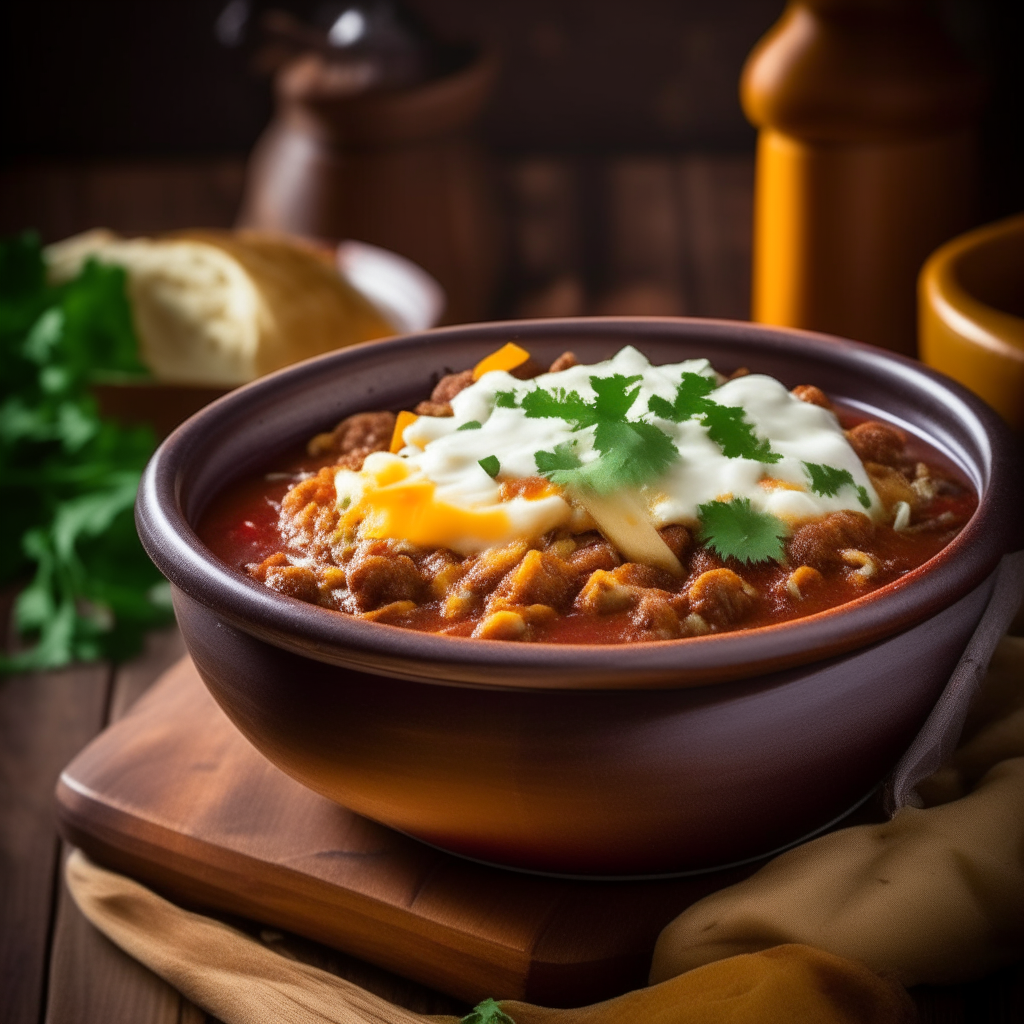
[[136, 318, 1020, 875]]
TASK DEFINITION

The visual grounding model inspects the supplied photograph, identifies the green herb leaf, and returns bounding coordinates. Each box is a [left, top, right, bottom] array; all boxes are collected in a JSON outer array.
[[478, 455, 501, 478], [458, 420, 482, 431], [526, 373, 679, 494], [520, 383, 595, 425], [460, 998, 517, 1024], [702, 404, 781, 463], [533, 440, 582, 483], [647, 371, 717, 421], [0, 233, 171, 674], [698, 498, 788, 565], [802, 462, 872, 508], [493, 390, 519, 409], [649, 373, 781, 464], [586, 419, 678, 491]]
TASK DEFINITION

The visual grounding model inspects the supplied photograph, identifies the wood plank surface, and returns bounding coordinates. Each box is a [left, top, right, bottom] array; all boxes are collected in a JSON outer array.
[[43, 847, 203, 1024], [503, 153, 754, 321], [0, 663, 109, 1024], [597, 157, 687, 316], [43, 628, 203, 1024], [0, 160, 245, 243], [676, 155, 754, 321]]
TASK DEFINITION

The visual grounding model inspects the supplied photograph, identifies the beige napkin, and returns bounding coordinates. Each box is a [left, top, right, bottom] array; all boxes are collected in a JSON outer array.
[[651, 634, 1024, 988], [65, 851, 913, 1024]]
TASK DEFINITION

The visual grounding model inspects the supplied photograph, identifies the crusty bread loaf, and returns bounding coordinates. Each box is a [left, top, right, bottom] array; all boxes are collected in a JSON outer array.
[[45, 229, 394, 386]]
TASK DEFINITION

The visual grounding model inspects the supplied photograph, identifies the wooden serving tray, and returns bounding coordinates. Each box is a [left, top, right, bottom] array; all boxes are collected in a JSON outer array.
[[55, 656, 770, 1006]]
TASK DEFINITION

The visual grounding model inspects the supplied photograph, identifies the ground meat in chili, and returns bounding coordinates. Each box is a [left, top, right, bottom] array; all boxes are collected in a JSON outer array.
[[198, 354, 977, 644]]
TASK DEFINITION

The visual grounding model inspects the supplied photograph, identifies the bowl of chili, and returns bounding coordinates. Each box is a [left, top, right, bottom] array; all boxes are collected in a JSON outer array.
[[136, 317, 1020, 875]]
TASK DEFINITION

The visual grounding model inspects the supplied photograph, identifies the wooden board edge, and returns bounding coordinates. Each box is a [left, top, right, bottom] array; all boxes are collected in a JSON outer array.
[[54, 774, 530, 1002]]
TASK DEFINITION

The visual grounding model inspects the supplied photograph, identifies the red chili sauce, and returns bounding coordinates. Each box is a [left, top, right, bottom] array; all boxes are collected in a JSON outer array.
[[197, 392, 977, 645]]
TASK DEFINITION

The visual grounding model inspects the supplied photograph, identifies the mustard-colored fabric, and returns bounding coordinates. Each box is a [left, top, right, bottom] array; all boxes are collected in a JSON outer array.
[[65, 850, 912, 1024], [651, 635, 1024, 989], [498, 945, 913, 1024], [66, 849, 427, 1024]]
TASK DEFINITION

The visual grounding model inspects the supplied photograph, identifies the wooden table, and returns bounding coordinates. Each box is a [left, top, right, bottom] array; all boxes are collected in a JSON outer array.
[[2, 618, 1023, 1024]]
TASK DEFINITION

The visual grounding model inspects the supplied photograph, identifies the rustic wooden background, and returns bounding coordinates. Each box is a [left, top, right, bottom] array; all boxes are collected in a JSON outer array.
[[0, 152, 755, 323], [1, 0, 1022, 323]]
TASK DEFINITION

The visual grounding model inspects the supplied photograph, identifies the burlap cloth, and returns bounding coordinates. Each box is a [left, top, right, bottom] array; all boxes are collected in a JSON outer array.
[[66, 553, 1024, 1024]]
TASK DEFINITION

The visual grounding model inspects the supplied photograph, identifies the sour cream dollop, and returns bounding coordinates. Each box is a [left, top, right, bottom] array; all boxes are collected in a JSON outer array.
[[334, 346, 880, 555]]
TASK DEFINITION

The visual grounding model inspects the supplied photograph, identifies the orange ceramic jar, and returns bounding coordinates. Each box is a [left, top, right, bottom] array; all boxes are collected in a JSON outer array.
[[741, 0, 984, 356]]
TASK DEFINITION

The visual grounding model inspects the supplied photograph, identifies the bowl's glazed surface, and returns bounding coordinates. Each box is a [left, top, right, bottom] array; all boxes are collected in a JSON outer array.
[[137, 318, 1020, 874]]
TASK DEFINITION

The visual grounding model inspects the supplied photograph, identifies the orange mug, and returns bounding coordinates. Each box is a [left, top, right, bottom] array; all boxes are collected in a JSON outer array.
[[918, 213, 1024, 432]]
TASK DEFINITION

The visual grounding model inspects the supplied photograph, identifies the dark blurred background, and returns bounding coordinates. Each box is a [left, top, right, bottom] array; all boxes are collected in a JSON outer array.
[[1, 0, 1021, 320]]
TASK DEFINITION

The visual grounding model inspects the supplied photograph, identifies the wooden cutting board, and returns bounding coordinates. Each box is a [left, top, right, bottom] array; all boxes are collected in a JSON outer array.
[[55, 656, 777, 1006]]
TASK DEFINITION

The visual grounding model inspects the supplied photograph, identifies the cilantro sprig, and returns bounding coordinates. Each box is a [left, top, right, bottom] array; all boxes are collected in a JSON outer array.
[[533, 440, 582, 482], [648, 372, 781, 463], [0, 232, 172, 673], [698, 498, 788, 565], [461, 998, 516, 1024], [803, 462, 871, 509], [526, 374, 679, 493]]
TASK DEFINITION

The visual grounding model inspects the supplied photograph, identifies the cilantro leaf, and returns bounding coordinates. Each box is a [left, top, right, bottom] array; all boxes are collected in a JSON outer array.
[[802, 462, 872, 509], [494, 390, 519, 409], [698, 498, 788, 565], [649, 373, 781, 464], [526, 374, 678, 494], [590, 373, 643, 420], [586, 419, 678, 491], [802, 462, 853, 496], [534, 441, 583, 484], [647, 371, 716, 421], [478, 455, 501, 478], [461, 998, 516, 1024], [522, 374, 643, 430], [702, 404, 781, 463], [457, 420, 482, 431], [521, 384, 593, 425]]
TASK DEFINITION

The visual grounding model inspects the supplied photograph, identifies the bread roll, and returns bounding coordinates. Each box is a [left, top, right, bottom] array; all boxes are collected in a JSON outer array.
[[45, 229, 394, 386]]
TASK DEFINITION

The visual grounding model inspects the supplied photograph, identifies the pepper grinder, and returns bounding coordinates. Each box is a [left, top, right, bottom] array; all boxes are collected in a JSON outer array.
[[741, 0, 985, 356], [235, 1, 501, 325]]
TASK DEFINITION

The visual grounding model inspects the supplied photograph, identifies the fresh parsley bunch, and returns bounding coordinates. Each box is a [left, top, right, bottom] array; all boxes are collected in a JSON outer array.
[[0, 232, 173, 674]]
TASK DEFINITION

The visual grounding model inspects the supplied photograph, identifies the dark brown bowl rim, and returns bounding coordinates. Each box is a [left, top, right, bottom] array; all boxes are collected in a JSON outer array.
[[136, 317, 1020, 691]]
